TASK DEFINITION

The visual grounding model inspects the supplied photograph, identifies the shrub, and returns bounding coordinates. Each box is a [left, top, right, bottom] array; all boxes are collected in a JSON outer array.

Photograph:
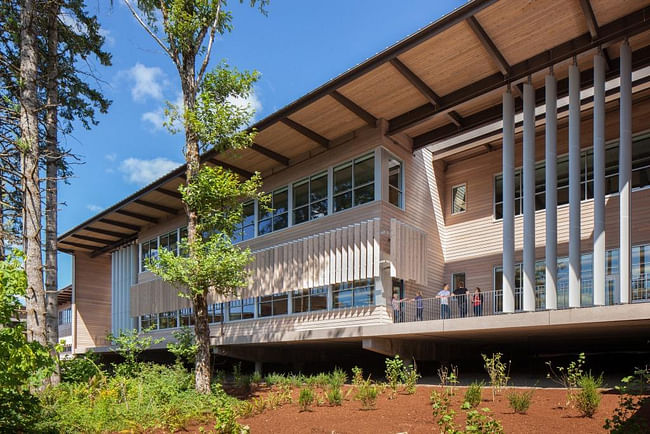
[[250, 370, 262, 386], [330, 367, 347, 387], [507, 389, 534, 414], [604, 376, 649, 433], [482, 353, 510, 401], [464, 381, 483, 408], [437, 364, 459, 395], [464, 406, 504, 433], [167, 326, 197, 365], [264, 372, 284, 386], [356, 379, 379, 410], [106, 327, 164, 372], [326, 385, 342, 406], [352, 366, 364, 386], [572, 373, 603, 418], [401, 361, 420, 395], [60, 352, 103, 384], [385, 355, 404, 397], [546, 352, 586, 389], [298, 387, 315, 411]]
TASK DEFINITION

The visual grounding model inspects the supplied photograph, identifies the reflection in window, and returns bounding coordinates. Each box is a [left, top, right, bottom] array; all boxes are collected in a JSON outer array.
[[233, 201, 255, 243], [293, 172, 328, 225], [208, 303, 223, 323], [180, 307, 194, 326], [258, 188, 288, 235], [451, 184, 466, 214], [292, 287, 328, 313], [140, 313, 158, 331], [228, 298, 255, 321], [388, 158, 403, 208], [333, 154, 374, 213], [140, 238, 158, 272], [333, 279, 375, 309], [258, 293, 289, 317], [159, 229, 178, 255], [159, 311, 178, 329]]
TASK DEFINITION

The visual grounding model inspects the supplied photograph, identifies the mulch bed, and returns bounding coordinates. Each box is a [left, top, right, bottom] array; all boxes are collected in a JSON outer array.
[[234, 385, 649, 434]]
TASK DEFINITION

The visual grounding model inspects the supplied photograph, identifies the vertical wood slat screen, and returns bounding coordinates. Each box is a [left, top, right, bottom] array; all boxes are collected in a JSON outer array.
[[390, 219, 428, 285], [248, 218, 380, 297], [131, 218, 381, 316]]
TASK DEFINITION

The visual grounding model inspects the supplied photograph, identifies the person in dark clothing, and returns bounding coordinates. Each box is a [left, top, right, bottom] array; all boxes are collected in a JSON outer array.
[[415, 291, 424, 321], [453, 281, 468, 318], [472, 287, 483, 316]]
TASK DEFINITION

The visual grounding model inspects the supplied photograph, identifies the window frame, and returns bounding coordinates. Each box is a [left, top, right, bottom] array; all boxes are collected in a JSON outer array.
[[451, 183, 467, 215], [387, 156, 404, 209], [292, 171, 329, 226], [333, 153, 375, 213]]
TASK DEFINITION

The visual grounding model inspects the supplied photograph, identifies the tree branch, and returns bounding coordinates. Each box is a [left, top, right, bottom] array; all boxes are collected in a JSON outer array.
[[122, 0, 174, 61], [197, 3, 221, 84]]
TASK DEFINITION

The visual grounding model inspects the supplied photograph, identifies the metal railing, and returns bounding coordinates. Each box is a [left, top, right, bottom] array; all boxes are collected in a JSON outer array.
[[390, 275, 650, 324], [391, 290, 503, 323]]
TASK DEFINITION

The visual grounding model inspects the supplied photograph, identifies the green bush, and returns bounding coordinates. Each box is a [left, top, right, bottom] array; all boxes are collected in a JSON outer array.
[[298, 387, 315, 411], [352, 366, 364, 386], [330, 367, 347, 387], [60, 352, 103, 384], [507, 389, 534, 414], [572, 373, 603, 418], [326, 385, 342, 406], [464, 381, 483, 408], [385, 355, 404, 397], [401, 362, 420, 395], [482, 353, 510, 401], [604, 376, 649, 433], [356, 379, 379, 410]]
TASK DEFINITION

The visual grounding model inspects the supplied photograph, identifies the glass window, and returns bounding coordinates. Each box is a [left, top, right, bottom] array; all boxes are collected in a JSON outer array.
[[451, 184, 466, 214], [208, 303, 223, 323], [179, 226, 188, 257], [159, 311, 178, 329], [233, 201, 255, 243], [140, 238, 158, 272], [140, 313, 158, 331], [293, 287, 328, 313], [258, 293, 288, 317], [293, 172, 328, 225], [179, 307, 194, 327], [333, 280, 374, 309], [228, 298, 255, 321], [388, 158, 403, 208], [258, 188, 288, 235], [58, 308, 72, 325], [159, 229, 178, 255], [334, 154, 375, 213]]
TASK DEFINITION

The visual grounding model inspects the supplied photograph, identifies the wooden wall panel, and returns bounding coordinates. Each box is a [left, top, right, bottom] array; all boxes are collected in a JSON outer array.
[[74, 253, 112, 351], [390, 219, 428, 285]]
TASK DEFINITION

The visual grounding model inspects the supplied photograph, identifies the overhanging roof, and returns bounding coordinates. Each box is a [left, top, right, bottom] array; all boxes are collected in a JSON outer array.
[[59, 0, 650, 256]]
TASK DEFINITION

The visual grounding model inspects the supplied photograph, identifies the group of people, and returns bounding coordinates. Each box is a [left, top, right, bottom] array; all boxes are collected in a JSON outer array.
[[391, 281, 483, 323]]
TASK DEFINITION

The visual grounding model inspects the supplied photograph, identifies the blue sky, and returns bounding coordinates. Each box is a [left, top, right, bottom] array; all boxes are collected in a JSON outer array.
[[57, 0, 466, 287]]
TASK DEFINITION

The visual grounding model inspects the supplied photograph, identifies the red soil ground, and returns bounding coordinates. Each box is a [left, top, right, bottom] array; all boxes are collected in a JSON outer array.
[[233, 385, 648, 434]]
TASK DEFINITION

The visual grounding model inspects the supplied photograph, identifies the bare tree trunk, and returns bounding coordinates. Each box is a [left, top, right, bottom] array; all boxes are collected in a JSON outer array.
[[0, 171, 5, 261], [45, 0, 61, 386], [20, 0, 47, 348]]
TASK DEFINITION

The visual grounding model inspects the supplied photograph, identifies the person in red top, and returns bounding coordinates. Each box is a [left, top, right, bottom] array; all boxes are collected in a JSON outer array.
[[472, 287, 483, 316]]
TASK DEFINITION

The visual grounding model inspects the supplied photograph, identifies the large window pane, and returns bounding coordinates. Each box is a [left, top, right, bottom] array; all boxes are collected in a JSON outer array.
[[334, 164, 352, 194], [354, 184, 374, 206]]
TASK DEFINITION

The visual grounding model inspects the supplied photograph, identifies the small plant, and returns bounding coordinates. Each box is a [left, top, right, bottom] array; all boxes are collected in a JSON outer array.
[[401, 361, 420, 395], [507, 389, 534, 414], [250, 370, 262, 386], [431, 390, 455, 432], [464, 381, 483, 408], [166, 326, 197, 365], [385, 355, 404, 397], [107, 326, 164, 372], [298, 387, 315, 412], [330, 367, 347, 387], [447, 366, 459, 395], [482, 353, 510, 401], [604, 376, 649, 433], [572, 373, 603, 417], [352, 366, 364, 387], [546, 352, 586, 389], [464, 406, 504, 433], [437, 364, 449, 387], [356, 378, 379, 410], [326, 385, 343, 406]]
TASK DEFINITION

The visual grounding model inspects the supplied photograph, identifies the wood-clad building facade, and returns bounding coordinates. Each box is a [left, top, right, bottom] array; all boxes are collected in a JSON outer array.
[[59, 0, 650, 362]]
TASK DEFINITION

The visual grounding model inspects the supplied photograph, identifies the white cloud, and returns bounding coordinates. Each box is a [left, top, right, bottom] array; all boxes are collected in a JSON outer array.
[[86, 204, 103, 213], [105, 153, 117, 162], [227, 90, 263, 120], [99, 28, 115, 46], [59, 12, 88, 36], [122, 63, 168, 102], [142, 93, 184, 131], [119, 157, 181, 185]]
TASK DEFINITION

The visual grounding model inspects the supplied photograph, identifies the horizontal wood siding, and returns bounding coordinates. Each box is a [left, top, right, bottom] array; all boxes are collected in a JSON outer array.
[[390, 219, 428, 285]]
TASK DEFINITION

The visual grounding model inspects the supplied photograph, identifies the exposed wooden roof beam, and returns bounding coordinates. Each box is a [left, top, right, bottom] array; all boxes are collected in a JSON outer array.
[[413, 45, 650, 150], [99, 218, 141, 231], [157, 187, 182, 199], [59, 240, 97, 250], [466, 16, 511, 76], [208, 159, 254, 178], [134, 199, 178, 215], [115, 209, 159, 224], [280, 118, 330, 149], [330, 90, 378, 127], [579, 0, 612, 70], [84, 226, 131, 238], [71, 234, 115, 245], [388, 7, 650, 136], [389, 58, 463, 127], [91, 234, 138, 258], [250, 143, 290, 166]]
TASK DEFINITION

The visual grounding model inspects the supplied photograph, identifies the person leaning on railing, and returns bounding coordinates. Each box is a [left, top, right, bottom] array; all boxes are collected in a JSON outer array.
[[436, 284, 451, 319], [415, 291, 424, 321], [472, 287, 483, 316], [453, 281, 469, 318]]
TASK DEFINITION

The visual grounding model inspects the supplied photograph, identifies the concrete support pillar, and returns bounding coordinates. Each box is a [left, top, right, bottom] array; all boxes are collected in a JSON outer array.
[[254, 360, 263, 375], [593, 52, 607, 306], [522, 82, 536, 312], [545, 73, 558, 310], [502, 90, 516, 313], [619, 40, 632, 304], [568, 63, 581, 308]]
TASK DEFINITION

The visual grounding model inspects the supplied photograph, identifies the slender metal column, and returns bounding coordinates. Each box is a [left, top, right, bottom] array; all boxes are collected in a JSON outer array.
[[619, 40, 632, 304], [593, 52, 606, 306], [568, 62, 581, 308], [502, 90, 515, 314], [545, 72, 558, 310], [523, 81, 536, 312]]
